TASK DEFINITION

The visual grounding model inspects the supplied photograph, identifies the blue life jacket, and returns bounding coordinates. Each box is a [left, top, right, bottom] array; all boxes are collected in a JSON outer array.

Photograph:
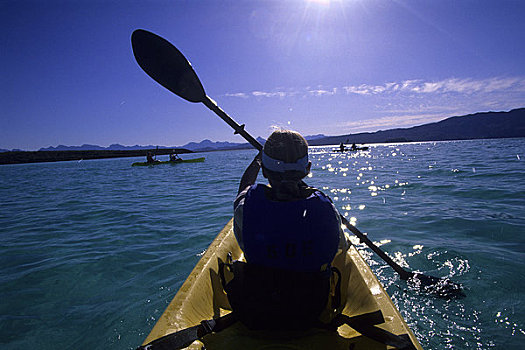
[[242, 184, 340, 272]]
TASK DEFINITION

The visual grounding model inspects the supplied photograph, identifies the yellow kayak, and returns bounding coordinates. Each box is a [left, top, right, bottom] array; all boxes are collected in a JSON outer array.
[[140, 219, 423, 349]]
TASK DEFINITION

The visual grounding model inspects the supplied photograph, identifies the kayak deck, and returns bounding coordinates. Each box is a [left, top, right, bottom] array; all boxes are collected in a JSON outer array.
[[142, 219, 423, 349], [131, 157, 205, 166]]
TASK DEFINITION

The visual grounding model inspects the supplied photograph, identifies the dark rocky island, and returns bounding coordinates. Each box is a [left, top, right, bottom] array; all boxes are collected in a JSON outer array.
[[0, 148, 192, 165]]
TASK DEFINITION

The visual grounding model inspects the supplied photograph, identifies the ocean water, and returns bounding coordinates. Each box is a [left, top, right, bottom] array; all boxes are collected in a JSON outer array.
[[0, 138, 524, 349]]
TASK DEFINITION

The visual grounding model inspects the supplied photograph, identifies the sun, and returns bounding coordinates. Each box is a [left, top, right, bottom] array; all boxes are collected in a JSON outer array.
[[307, 0, 332, 5], [306, 0, 349, 8]]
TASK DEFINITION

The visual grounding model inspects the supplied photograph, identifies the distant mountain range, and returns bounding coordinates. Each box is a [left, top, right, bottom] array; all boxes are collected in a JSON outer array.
[[32, 140, 261, 153], [178, 137, 266, 152], [30, 135, 322, 153], [1, 108, 523, 153], [37, 143, 172, 152], [309, 108, 524, 146]]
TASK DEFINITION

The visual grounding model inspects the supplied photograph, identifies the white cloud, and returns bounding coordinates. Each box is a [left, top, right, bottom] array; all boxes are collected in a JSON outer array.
[[224, 76, 523, 135], [252, 91, 291, 98], [343, 85, 372, 95], [224, 92, 249, 98], [308, 88, 337, 96], [342, 77, 525, 96], [224, 76, 525, 100]]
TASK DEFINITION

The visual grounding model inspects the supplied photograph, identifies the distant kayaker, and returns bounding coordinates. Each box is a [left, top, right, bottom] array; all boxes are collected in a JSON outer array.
[[229, 129, 349, 330], [339, 142, 345, 152], [146, 151, 155, 163], [351, 143, 357, 151], [169, 152, 181, 161]]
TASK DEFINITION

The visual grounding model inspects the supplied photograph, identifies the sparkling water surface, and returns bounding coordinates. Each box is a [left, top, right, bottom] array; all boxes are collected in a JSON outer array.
[[1, 138, 524, 349]]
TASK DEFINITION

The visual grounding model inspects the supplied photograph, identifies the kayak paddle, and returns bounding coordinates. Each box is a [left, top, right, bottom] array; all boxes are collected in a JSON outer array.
[[340, 216, 464, 297], [131, 29, 464, 298], [131, 29, 262, 152]]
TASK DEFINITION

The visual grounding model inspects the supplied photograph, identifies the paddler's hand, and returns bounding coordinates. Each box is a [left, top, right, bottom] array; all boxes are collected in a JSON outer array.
[[238, 152, 262, 194], [253, 151, 262, 166]]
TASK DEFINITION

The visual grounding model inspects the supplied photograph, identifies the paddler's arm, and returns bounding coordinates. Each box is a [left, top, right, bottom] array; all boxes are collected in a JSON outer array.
[[237, 152, 262, 194], [234, 152, 261, 251]]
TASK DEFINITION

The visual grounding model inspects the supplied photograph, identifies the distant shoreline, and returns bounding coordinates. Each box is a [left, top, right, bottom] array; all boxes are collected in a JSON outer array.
[[2, 136, 524, 165], [2, 108, 523, 165], [0, 148, 193, 165]]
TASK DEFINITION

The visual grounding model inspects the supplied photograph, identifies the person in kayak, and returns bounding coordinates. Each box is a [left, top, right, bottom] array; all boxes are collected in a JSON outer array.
[[229, 129, 349, 330], [146, 151, 156, 163], [169, 152, 181, 161], [339, 142, 345, 152]]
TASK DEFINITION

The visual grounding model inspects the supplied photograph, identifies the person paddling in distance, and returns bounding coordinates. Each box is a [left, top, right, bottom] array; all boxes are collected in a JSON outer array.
[[146, 151, 155, 163], [228, 129, 350, 330], [169, 152, 181, 162]]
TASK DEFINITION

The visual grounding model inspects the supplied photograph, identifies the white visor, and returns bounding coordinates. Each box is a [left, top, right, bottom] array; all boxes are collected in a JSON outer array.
[[262, 153, 309, 173]]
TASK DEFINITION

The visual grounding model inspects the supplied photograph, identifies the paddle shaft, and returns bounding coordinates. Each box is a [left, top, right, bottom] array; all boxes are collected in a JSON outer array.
[[203, 97, 262, 152], [203, 95, 415, 281], [340, 216, 413, 280]]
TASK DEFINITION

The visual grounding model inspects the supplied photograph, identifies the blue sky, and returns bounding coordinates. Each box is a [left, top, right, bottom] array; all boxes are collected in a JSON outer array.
[[2, 0, 524, 151]]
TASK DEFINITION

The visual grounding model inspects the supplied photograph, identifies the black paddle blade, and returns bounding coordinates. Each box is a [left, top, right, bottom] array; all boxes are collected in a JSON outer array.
[[131, 29, 206, 103], [408, 273, 465, 298]]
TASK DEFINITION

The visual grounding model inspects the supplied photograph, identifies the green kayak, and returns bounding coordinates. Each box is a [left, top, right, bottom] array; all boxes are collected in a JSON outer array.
[[132, 157, 205, 166]]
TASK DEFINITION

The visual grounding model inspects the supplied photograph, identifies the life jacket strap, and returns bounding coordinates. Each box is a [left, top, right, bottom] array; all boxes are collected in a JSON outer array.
[[136, 310, 416, 350], [138, 257, 416, 350], [326, 311, 417, 350], [330, 266, 342, 309], [135, 313, 237, 350]]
